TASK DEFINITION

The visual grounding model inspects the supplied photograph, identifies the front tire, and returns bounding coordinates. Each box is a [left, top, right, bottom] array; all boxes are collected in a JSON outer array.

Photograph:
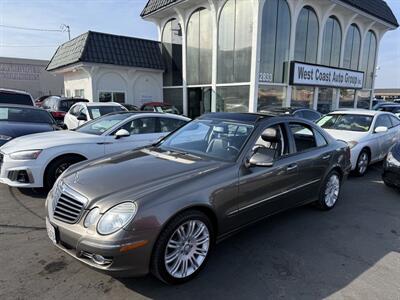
[[151, 210, 214, 284], [44, 156, 85, 190], [316, 171, 341, 210], [354, 150, 370, 177]]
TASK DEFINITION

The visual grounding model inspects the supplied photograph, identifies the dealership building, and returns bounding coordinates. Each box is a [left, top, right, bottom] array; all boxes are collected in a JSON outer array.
[[141, 0, 399, 118]]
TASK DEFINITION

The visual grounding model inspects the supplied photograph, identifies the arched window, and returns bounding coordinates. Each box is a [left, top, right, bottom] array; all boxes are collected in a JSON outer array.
[[321, 16, 342, 67], [162, 19, 183, 86], [217, 0, 253, 83], [294, 6, 319, 64], [187, 8, 212, 85], [343, 24, 361, 70], [361, 30, 377, 89], [259, 0, 290, 83]]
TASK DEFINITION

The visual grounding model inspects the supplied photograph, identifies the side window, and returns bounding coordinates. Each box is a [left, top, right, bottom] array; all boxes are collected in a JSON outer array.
[[253, 124, 287, 161], [390, 115, 400, 127], [375, 115, 392, 129], [70, 105, 80, 116], [121, 117, 157, 135], [314, 130, 328, 147], [289, 123, 317, 153], [159, 118, 187, 133]]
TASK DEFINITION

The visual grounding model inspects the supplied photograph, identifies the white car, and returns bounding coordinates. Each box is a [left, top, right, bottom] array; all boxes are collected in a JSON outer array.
[[64, 102, 127, 129], [317, 110, 400, 176], [0, 112, 190, 189]]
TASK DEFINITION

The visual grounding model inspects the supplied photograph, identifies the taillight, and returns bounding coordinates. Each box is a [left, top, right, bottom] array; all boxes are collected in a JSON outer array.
[[51, 111, 66, 118]]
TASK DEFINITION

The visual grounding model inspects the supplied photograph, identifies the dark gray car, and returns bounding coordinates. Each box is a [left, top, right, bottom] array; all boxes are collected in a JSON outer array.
[[45, 113, 351, 284]]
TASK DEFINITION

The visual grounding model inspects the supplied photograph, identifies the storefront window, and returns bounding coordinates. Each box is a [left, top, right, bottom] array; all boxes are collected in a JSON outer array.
[[162, 19, 183, 86], [216, 86, 249, 112], [99, 91, 125, 103], [361, 31, 377, 89], [294, 6, 319, 64], [339, 89, 355, 108], [356, 90, 372, 109], [257, 85, 286, 111], [291, 86, 314, 108], [187, 8, 212, 85], [343, 24, 361, 70], [217, 0, 253, 83], [317, 88, 335, 114], [163, 88, 183, 114], [259, 0, 290, 84], [321, 16, 341, 67]]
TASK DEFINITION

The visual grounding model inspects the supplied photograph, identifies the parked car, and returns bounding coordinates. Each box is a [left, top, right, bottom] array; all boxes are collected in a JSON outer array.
[[35, 95, 58, 107], [141, 102, 180, 115], [0, 112, 190, 189], [383, 142, 400, 190], [121, 103, 139, 111], [260, 107, 322, 122], [0, 88, 34, 106], [64, 102, 128, 130], [317, 110, 400, 176], [41, 96, 89, 124], [377, 104, 400, 118], [45, 112, 351, 284], [0, 104, 60, 147], [373, 101, 396, 110]]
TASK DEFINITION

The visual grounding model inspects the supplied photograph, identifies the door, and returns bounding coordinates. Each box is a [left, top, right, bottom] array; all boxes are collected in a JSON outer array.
[[188, 87, 212, 119], [104, 117, 162, 154], [373, 114, 394, 159]]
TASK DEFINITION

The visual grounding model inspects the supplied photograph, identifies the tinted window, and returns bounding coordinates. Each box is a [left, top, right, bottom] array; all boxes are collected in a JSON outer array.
[[314, 130, 328, 147], [0, 92, 32, 106], [318, 114, 373, 132], [159, 118, 187, 133], [120, 117, 157, 135], [321, 16, 341, 67], [375, 115, 392, 129], [343, 24, 361, 70], [0, 107, 54, 123], [289, 123, 317, 152], [88, 106, 125, 119], [294, 6, 319, 64], [302, 110, 321, 121], [390, 115, 400, 127]]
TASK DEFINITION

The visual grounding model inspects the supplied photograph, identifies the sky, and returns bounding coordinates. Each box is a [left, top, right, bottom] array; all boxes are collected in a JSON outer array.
[[0, 0, 399, 88]]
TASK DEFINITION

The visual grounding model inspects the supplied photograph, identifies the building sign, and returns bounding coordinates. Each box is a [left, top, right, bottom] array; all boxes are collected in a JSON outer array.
[[290, 62, 364, 89], [0, 63, 42, 81]]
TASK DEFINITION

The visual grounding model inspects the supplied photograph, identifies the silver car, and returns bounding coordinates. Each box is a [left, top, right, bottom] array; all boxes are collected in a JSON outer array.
[[317, 110, 400, 176]]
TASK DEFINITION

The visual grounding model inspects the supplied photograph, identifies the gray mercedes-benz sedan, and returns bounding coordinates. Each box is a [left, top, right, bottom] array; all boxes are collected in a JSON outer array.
[[45, 112, 351, 284]]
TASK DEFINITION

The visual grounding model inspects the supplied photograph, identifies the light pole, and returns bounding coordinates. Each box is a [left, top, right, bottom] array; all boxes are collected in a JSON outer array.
[[61, 24, 71, 40]]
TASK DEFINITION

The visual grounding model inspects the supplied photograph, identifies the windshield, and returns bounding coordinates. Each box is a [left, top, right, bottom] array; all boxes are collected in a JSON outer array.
[[76, 113, 131, 135], [317, 114, 373, 132], [159, 119, 254, 162], [155, 105, 180, 114], [88, 106, 125, 119], [0, 92, 32, 106], [0, 107, 54, 124]]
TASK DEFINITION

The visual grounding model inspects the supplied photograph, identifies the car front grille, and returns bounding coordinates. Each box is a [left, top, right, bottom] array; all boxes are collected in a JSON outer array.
[[53, 187, 87, 224]]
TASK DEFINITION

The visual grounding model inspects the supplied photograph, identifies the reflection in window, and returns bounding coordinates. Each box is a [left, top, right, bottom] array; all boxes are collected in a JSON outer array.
[[339, 89, 355, 108], [259, 0, 290, 83], [257, 85, 286, 111], [187, 8, 212, 85], [356, 90, 371, 109], [163, 88, 183, 114], [291, 86, 314, 108], [361, 31, 377, 89], [343, 24, 361, 70], [294, 6, 319, 64], [162, 19, 183, 86], [99, 92, 125, 103], [216, 86, 249, 112], [317, 88, 335, 114], [321, 17, 341, 67], [218, 0, 253, 83]]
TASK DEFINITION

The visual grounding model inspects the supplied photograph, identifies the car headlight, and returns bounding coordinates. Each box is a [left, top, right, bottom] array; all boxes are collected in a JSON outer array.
[[0, 135, 12, 141], [84, 207, 101, 228], [9, 150, 42, 160], [347, 141, 358, 149], [97, 202, 137, 235]]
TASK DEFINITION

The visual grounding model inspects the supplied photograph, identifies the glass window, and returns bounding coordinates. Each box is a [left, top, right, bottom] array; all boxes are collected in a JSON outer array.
[[294, 6, 319, 64], [87, 106, 125, 119], [257, 85, 286, 111], [259, 0, 290, 83], [217, 0, 253, 83], [163, 88, 183, 115], [314, 130, 328, 147], [390, 115, 400, 127], [187, 8, 212, 85], [374, 115, 392, 129], [159, 118, 187, 133], [120, 117, 157, 135], [0, 107, 54, 124], [317, 88, 335, 114], [99, 92, 125, 103], [99, 92, 112, 102], [343, 24, 361, 70], [291, 86, 314, 108], [76, 113, 131, 135], [321, 17, 341, 67], [0, 91, 32, 106], [289, 123, 317, 152], [162, 19, 183, 86], [361, 31, 377, 89], [356, 90, 371, 109], [216, 86, 249, 112], [114, 92, 125, 103], [74, 89, 85, 98], [339, 89, 355, 108], [317, 114, 373, 132]]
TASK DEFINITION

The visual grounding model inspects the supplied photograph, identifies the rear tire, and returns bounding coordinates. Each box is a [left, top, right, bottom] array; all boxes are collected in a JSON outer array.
[[316, 170, 341, 210], [354, 150, 370, 177], [44, 155, 85, 190]]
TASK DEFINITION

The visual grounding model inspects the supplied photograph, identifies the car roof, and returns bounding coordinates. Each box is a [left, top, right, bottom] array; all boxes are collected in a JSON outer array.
[[0, 88, 31, 96], [328, 109, 388, 116], [102, 111, 190, 120], [81, 102, 123, 107]]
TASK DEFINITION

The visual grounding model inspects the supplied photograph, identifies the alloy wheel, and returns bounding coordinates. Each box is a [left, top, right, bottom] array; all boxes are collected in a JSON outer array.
[[357, 152, 369, 175], [324, 174, 340, 208]]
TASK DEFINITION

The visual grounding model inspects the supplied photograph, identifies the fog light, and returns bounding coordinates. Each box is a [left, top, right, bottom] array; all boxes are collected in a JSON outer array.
[[91, 254, 112, 266], [17, 171, 29, 183]]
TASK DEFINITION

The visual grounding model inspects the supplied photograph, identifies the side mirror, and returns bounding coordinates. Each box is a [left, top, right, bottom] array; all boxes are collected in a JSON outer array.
[[247, 151, 274, 168], [115, 129, 130, 139], [77, 113, 87, 121], [374, 126, 388, 134]]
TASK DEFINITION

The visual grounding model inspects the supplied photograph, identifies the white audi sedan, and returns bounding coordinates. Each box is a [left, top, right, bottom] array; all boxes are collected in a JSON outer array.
[[317, 110, 400, 176], [0, 112, 190, 189], [64, 102, 127, 129]]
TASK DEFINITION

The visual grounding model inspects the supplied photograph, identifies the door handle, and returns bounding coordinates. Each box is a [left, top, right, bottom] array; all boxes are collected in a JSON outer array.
[[321, 154, 331, 160], [286, 164, 298, 171]]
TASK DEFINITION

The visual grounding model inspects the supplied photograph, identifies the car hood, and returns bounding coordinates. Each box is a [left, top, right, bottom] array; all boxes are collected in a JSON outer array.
[[322, 129, 369, 143], [0, 130, 101, 154], [62, 149, 226, 205]]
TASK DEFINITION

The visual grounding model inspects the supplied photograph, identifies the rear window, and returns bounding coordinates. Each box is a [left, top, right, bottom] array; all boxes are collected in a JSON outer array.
[[0, 107, 54, 123], [88, 106, 125, 119], [58, 100, 88, 112], [0, 92, 33, 106]]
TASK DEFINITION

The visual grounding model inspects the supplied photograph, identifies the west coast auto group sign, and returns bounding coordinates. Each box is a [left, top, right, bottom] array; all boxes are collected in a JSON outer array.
[[290, 62, 364, 89]]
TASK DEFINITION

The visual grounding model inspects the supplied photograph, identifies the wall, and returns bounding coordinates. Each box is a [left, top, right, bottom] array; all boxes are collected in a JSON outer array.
[[0, 57, 64, 98], [64, 69, 93, 100]]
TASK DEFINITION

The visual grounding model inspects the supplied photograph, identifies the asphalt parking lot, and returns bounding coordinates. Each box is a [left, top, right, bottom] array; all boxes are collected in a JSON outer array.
[[0, 164, 399, 300]]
